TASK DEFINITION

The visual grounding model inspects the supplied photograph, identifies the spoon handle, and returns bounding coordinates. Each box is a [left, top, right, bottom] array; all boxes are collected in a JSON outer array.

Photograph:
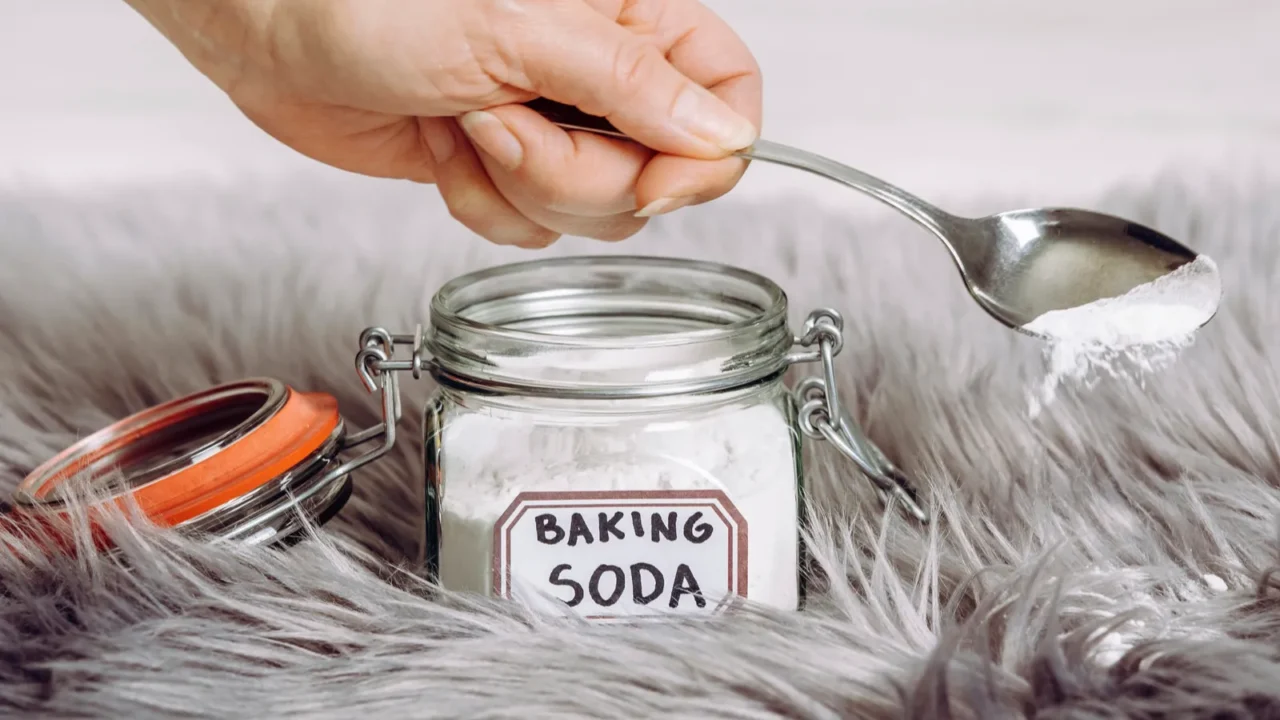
[[522, 99, 957, 239], [524, 98, 629, 138]]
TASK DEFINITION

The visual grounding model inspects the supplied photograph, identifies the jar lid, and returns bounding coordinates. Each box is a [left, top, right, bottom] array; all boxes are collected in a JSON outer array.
[[5, 378, 354, 548]]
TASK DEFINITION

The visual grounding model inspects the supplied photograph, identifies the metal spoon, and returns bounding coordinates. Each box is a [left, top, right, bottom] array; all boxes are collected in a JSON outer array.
[[525, 99, 1218, 336]]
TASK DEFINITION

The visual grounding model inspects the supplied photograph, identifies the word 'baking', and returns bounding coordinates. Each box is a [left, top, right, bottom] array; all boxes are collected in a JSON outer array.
[[534, 510, 714, 546]]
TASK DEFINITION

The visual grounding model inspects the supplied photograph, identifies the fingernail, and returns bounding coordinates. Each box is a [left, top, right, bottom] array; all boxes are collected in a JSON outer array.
[[671, 85, 758, 152], [459, 111, 523, 171], [635, 195, 695, 218], [422, 122, 456, 165]]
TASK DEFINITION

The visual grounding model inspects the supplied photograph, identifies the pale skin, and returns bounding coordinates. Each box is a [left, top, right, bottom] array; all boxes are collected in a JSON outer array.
[[124, 0, 762, 248]]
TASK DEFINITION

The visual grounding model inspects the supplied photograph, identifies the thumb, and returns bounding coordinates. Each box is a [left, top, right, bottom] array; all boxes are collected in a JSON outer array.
[[498, 0, 758, 160]]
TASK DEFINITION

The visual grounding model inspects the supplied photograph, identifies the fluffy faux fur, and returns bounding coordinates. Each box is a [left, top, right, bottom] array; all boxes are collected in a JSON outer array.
[[0, 171, 1278, 719]]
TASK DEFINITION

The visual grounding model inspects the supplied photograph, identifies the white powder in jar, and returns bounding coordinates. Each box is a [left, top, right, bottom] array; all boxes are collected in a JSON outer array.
[[1024, 254, 1221, 416], [435, 397, 800, 619]]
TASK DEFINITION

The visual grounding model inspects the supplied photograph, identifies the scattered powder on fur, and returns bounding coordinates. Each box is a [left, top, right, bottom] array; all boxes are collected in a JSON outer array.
[[1025, 255, 1222, 416]]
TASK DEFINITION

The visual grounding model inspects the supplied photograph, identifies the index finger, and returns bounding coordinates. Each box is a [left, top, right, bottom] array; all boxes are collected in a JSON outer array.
[[618, 0, 762, 209]]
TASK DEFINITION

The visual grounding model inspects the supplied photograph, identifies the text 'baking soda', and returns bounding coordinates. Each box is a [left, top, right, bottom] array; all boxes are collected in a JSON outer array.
[[492, 491, 748, 620]]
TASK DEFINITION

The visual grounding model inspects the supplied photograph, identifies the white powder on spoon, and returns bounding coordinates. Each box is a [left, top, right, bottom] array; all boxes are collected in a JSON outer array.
[[1023, 254, 1222, 417]]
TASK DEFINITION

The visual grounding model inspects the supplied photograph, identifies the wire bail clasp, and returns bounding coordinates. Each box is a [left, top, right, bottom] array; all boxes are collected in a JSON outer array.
[[790, 309, 928, 523], [306, 326, 425, 494]]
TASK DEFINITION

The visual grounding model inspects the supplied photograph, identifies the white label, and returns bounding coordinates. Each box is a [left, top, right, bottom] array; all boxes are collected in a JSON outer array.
[[492, 490, 748, 620]]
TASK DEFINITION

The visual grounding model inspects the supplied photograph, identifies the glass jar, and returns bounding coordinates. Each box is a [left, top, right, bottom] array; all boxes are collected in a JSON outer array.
[[8, 255, 924, 616], [372, 256, 925, 620]]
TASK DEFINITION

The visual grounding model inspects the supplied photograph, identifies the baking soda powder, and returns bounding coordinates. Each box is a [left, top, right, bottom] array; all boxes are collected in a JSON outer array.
[[1024, 255, 1222, 416], [435, 398, 800, 621]]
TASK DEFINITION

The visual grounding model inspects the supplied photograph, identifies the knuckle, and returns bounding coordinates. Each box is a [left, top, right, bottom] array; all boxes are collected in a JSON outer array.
[[519, 174, 570, 211], [445, 187, 493, 231], [608, 40, 663, 104], [507, 147, 578, 212], [518, 137, 625, 213], [466, 0, 517, 77], [471, 0, 575, 86]]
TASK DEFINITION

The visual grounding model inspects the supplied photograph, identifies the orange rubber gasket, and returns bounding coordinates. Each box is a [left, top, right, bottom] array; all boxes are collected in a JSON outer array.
[[13, 382, 342, 529]]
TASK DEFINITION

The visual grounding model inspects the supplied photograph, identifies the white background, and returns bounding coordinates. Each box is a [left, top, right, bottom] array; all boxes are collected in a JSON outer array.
[[1, 0, 1277, 211]]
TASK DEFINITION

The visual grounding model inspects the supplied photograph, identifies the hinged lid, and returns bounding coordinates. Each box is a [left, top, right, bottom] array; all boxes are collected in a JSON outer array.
[[7, 378, 354, 548]]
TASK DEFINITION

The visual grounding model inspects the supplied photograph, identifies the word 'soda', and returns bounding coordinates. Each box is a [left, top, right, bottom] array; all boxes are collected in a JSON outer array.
[[549, 561, 704, 610]]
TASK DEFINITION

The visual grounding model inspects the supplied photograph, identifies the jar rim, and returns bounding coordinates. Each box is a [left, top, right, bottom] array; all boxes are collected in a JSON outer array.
[[427, 255, 794, 397], [431, 255, 786, 348]]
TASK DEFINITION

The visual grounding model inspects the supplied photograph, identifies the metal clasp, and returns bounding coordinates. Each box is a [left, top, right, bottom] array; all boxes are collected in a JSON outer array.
[[278, 326, 422, 511], [788, 309, 928, 523]]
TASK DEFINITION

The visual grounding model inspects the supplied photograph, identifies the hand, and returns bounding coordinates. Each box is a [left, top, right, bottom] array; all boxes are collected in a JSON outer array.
[[126, 0, 762, 248]]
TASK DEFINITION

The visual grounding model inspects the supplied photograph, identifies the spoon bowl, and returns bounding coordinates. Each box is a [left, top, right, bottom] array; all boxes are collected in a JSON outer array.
[[959, 207, 1204, 334]]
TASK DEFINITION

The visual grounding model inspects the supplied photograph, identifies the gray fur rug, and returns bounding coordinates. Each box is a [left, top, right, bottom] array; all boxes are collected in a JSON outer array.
[[1, 171, 1278, 719]]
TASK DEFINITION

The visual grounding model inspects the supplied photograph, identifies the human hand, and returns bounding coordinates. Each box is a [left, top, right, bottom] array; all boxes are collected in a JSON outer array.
[[126, 0, 761, 248]]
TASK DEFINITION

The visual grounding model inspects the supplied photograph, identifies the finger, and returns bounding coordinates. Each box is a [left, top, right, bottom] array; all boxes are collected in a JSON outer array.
[[632, 157, 746, 216], [420, 118, 560, 248], [619, 0, 762, 212], [484, 0, 758, 160], [461, 110, 649, 241], [632, 61, 757, 213], [458, 106, 651, 241], [461, 104, 652, 216]]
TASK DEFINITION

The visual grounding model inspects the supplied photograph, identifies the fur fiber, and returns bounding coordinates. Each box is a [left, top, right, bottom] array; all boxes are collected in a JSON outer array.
[[1, 172, 1278, 719]]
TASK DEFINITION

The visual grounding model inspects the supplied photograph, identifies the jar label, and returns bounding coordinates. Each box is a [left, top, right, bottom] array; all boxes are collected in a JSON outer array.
[[492, 490, 748, 620]]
